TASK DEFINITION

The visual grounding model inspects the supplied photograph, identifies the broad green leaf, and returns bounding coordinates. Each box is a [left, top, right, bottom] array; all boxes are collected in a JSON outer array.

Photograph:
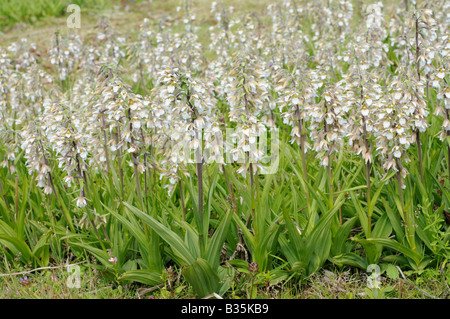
[[205, 210, 232, 271], [182, 258, 220, 298], [123, 202, 196, 265], [330, 253, 368, 270], [331, 216, 357, 256], [356, 238, 422, 265], [119, 269, 164, 286], [0, 234, 33, 263]]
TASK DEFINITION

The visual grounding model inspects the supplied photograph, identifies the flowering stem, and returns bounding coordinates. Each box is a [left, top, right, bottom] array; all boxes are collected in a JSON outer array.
[[178, 178, 186, 221], [416, 129, 424, 182], [83, 205, 107, 252], [249, 158, 255, 219], [324, 100, 333, 208], [295, 105, 311, 215], [35, 140, 76, 231], [196, 141, 204, 243], [223, 165, 238, 216], [415, 15, 421, 82], [362, 115, 372, 237], [126, 108, 143, 208], [37, 139, 69, 227], [100, 112, 115, 195], [14, 174, 18, 223], [100, 113, 112, 176], [241, 65, 256, 224], [338, 180, 342, 226], [140, 128, 150, 209], [184, 83, 204, 244], [73, 140, 108, 250], [414, 16, 424, 183], [114, 128, 125, 201], [395, 168, 405, 219], [446, 109, 450, 182], [327, 152, 334, 208]]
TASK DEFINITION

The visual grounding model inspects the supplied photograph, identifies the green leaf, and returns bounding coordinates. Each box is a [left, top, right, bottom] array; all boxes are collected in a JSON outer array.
[[69, 242, 111, 267], [182, 258, 220, 298], [123, 202, 196, 265], [385, 264, 399, 280], [330, 252, 368, 270], [331, 216, 357, 256], [371, 213, 392, 239], [356, 238, 422, 265], [0, 234, 33, 263], [205, 210, 232, 271], [119, 269, 164, 286]]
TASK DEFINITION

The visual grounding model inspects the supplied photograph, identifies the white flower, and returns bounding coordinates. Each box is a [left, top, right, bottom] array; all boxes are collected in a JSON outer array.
[[76, 196, 87, 208]]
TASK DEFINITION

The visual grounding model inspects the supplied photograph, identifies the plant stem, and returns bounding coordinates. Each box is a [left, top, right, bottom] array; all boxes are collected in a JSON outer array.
[[14, 174, 18, 223], [327, 152, 333, 208], [414, 16, 424, 183], [415, 16, 420, 81], [324, 100, 333, 208], [126, 108, 143, 207], [196, 144, 204, 246], [178, 178, 186, 221], [338, 180, 342, 226], [295, 104, 311, 215], [184, 81, 205, 245], [395, 169, 405, 219], [140, 128, 150, 209], [416, 129, 424, 182], [100, 112, 116, 196], [446, 110, 450, 183], [241, 65, 256, 224], [114, 128, 125, 201], [362, 115, 372, 237]]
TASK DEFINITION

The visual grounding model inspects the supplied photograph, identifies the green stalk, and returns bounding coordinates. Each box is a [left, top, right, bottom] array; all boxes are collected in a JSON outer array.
[[295, 105, 311, 216], [178, 178, 186, 221], [14, 173, 18, 223], [196, 145, 204, 247], [241, 65, 256, 225], [73, 141, 107, 252], [414, 15, 424, 183], [446, 109, 450, 183], [362, 115, 372, 237], [100, 112, 114, 192], [416, 129, 424, 182], [184, 79, 205, 248], [126, 108, 143, 208], [114, 128, 125, 201], [327, 152, 334, 208], [324, 100, 333, 208]]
